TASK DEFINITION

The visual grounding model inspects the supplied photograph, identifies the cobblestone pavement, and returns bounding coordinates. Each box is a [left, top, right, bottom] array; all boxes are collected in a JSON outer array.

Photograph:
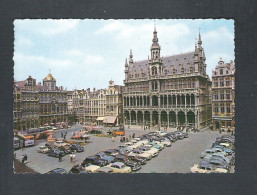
[[14, 124, 234, 173]]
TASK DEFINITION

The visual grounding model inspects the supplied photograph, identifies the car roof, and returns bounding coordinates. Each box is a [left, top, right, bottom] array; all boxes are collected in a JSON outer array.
[[98, 167, 113, 171], [113, 162, 124, 167], [86, 156, 98, 159]]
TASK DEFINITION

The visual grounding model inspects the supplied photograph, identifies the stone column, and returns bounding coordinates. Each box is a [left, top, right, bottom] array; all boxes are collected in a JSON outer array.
[[190, 95, 191, 107], [185, 114, 187, 127], [136, 96, 138, 107], [143, 112, 145, 127], [150, 96, 152, 107], [176, 95, 178, 108], [167, 112, 170, 127], [142, 96, 144, 107], [167, 95, 169, 108], [129, 96, 131, 107], [129, 111, 131, 126], [158, 95, 160, 107], [135, 111, 138, 125], [158, 112, 161, 128], [150, 112, 153, 128], [176, 112, 178, 126], [185, 95, 186, 108]]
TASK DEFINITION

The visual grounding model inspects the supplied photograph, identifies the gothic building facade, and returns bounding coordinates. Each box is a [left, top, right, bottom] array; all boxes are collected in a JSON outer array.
[[123, 27, 212, 129]]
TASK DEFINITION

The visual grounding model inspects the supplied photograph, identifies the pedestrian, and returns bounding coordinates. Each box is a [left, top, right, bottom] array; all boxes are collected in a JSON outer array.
[[231, 130, 234, 136], [58, 155, 62, 162], [129, 135, 131, 140], [112, 136, 115, 142], [70, 153, 73, 162], [22, 155, 25, 164], [120, 137, 122, 142], [72, 153, 76, 162], [219, 128, 221, 134], [132, 133, 135, 139], [61, 132, 63, 138]]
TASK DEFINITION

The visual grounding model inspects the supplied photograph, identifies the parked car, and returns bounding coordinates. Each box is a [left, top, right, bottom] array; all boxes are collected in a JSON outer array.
[[138, 146, 159, 157], [70, 144, 84, 152], [190, 163, 215, 173], [54, 140, 70, 148], [200, 149, 217, 158], [104, 149, 119, 156], [81, 156, 99, 167], [181, 133, 189, 138], [128, 149, 152, 160], [47, 168, 67, 174], [97, 167, 113, 173], [37, 146, 50, 153], [59, 145, 71, 154], [47, 148, 65, 157], [223, 148, 234, 155], [85, 165, 100, 173], [106, 162, 131, 173], [208, 159, 230, 171], [160, 139, 172, 147], [128, 155, 147, 165], [69, 165, 90, 174], [204, 153, 230, 165]]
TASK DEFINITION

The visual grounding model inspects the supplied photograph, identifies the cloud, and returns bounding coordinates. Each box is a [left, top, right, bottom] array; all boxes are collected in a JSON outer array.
[[15, 37, 33, 47], [203, 27, 234, 42], [15, 19, 79, 36], [14, 53, 72, 68], [84, 54, 104, 64]]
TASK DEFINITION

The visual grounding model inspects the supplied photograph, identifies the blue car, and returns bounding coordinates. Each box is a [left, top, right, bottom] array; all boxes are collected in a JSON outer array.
[[101, 155, 115, 163], [224, 148, 234, 155]]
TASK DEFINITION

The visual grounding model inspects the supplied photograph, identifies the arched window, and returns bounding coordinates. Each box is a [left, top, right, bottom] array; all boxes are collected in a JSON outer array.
[[220, 69, 223, 75]]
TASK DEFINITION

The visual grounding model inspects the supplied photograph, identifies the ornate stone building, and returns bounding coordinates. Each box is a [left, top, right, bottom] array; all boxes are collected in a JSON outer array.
[[123, 27, 212, 129], [13, 73, 68, 130], [14, 76, 39, 130], [105, 80, 124, 125], [212, 58, 235, 131], [38, 73, 68, 125]]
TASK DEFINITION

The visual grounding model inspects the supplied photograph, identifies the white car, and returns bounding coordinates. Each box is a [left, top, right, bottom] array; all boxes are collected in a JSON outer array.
[[160, 139, 172, 147], [54, 140, 70, 148], [137, 140, 149, 145], [85, 165, 100, 173], [37, 146, 50, 153], [128, 150, 152, 160], [127, 144, 141, 150], [106, 162, 131, 173], [52, 127, 58, 130], [133, 138, 141, 141], [144, 148, 159, 157]]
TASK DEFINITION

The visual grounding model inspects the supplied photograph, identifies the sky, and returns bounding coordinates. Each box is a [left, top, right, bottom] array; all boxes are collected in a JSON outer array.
[[14, 19, 234, 90]]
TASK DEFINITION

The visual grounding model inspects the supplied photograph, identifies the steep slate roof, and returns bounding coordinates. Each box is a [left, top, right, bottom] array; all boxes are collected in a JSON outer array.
[[128, 52, 195, 78]]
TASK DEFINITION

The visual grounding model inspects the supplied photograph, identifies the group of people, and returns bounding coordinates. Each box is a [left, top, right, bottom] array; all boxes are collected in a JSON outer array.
[[61, 131, 67, 139]]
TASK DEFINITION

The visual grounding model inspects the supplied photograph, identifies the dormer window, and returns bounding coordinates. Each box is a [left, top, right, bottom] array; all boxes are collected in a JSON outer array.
[[220, 69, 223, 75]]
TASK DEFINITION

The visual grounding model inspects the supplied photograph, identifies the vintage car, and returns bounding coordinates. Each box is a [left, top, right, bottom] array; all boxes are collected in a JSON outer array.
[[85, 165, 100, 173], [128, 149, 152, 160], [97, 167, 113, 173], [54, 140, 70, 148], [37, 146, 50, 153], [190, 163, 215, 173], [106, 162, 131, 173], [47, 168, 67, 174], [47, 148, 65, 158], [69, 165, 90, 174], [70, 144, 84, 152]]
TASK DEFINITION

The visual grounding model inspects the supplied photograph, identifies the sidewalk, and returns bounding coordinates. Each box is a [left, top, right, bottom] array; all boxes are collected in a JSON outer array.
[[14, 159, 37, 173]]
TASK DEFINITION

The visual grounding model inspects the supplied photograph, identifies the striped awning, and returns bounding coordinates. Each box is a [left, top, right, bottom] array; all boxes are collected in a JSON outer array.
[[103, 116, 117, 124]]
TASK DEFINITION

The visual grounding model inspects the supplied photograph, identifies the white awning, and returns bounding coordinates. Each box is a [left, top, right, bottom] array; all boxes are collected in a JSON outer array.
[[96, 117, 105, 121]]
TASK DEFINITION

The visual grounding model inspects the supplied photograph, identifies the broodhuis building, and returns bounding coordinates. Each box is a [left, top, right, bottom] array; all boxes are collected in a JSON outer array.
[[123, 27, 212, 130]]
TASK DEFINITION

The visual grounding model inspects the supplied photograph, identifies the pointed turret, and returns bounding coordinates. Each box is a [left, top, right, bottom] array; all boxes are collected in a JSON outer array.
[[125, 58, 128, 67], [129, 49, 133, 63], [150, 24, 161, 60]]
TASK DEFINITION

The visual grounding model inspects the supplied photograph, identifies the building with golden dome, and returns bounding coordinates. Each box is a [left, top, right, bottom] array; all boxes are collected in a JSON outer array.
[[13, 72, 68, 131]]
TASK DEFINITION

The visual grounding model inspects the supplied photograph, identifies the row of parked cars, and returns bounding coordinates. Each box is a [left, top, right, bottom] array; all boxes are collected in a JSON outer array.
[[37, 140, 84, 157], [190, 134, 235, 173], [66, 130, 189, 174]]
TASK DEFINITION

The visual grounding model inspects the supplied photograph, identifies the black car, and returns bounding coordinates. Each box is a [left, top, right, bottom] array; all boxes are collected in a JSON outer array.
[[115, 155, 141, 171], [69, 165, 90, 174], [47, 149, 65, 158], [81, 156, 108, 167], [70, 144, 84, 152], [47, 168, 67, 174], [104, 149, 119, 156], [59, 146, 71, 154], [128, 155, 147, 165]]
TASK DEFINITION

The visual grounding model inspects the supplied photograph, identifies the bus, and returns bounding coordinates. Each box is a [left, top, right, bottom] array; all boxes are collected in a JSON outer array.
[[13, 137, 20, 149], [17, 133, 35, 147]]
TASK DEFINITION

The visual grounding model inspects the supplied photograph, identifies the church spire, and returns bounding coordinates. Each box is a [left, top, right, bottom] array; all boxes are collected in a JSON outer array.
[[125, 58, 128, 67]]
